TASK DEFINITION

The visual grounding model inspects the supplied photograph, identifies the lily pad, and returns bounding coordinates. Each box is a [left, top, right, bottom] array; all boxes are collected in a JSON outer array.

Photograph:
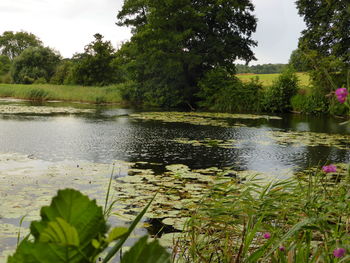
[[130, 111, 281, 128], [0, 105, 94, 115]]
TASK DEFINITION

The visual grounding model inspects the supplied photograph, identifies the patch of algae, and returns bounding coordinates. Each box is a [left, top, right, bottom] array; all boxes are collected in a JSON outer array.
[[130, 111, 281, 128], [173, 138, 238, 149], [0, 152, 133, 261], [267, 130, 350, 150], [0, 105, 93, 115], [113, 163, 263, 247], [0, 152, 262, 258]]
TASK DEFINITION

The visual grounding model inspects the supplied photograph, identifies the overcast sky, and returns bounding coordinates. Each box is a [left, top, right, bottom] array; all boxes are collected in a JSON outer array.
[[0, 0, 306, 65]]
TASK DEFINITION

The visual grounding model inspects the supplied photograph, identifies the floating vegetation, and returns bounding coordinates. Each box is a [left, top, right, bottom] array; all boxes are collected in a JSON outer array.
[[0, 152, 263, 258], [113, 163, 263, 248], [130, 111, 281, 128], [0, 153, 133, 260], [267, 130, 350, 149], [173, 138, 238, 148], [0, 105, 94, 115]]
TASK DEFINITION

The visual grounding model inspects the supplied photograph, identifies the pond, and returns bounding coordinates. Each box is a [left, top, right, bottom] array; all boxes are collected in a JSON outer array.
[[0, 99, 349, 261]]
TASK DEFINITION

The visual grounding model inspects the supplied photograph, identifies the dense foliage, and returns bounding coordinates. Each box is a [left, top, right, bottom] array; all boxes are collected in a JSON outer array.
[[11, 46, 61, 84], [0, 55, 11, 75], [295, 0, 349, 94], [263, 69, 299, 113], [0, 31, 43, 60], [236, 63, 287, 74], [296, 0, 349, 66], [117, 0, 257, 107], [288, 49, 311, 72], [197, 67, 263, 112], [71, 34, 118, 86]]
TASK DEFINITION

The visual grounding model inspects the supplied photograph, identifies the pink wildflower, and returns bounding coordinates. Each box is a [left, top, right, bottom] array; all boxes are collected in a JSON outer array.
[[279, 246, 285, 252], [335, 88, 348, 104], [333, 248, 346, 258], [263, 232, 271, 239], [322, 164, 337, 173]]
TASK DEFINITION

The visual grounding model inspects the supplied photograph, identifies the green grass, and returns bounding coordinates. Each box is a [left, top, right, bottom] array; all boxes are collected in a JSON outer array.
[[176, 164, 350, 262], [237, 72, 311, 87], [0, 83, 123, 104]]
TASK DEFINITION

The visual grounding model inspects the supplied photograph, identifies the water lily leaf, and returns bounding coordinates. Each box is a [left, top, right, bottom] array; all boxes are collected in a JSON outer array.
[[121, 236, 171, 263]]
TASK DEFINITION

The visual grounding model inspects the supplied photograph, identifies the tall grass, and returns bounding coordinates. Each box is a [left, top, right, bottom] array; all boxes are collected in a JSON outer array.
[[175, 165, 350, 262], [0, 83, 123, 104]]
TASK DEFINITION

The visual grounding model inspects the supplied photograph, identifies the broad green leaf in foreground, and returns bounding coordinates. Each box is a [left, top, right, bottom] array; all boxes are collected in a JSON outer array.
[[8, 189, 108, 263], [121, 236, 171, 263]]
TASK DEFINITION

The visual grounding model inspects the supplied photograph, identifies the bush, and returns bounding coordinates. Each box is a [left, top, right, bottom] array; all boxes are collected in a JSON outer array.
[[26, 88, 50, 101], [50, 60, 74, 85], [11, 46, 61, 84], [291, 92, 328, 113], [197, 68, 263, 113], [33, 77, 47, 84], [0, 72, 12, 83], [263, 68, 299, 112]]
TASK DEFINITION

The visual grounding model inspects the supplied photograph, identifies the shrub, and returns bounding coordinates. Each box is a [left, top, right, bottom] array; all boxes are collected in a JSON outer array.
[[11, 46, 61, 84], [33, 77, 47, 84], [197, 68, 263, 113], [0, 72, 12, 83], [26, 88, 50, 101], [263, 68, 299, 112], [291, 92, 328, 113], [50, 60, 74, 85]]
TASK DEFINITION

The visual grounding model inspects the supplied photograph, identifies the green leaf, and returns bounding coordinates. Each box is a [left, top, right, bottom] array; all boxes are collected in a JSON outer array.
[[7, 240, 82, 263], [121, 236, 171, 263], [107, 227, 128, 243], [39, 217, 80, 247], [9, 189, 108, 262]]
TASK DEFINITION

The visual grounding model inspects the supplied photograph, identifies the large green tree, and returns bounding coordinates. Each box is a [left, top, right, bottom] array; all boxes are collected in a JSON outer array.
[[0, 31, 43, 60], [117, 0, 257, 107], [72, 34, 118, 86], [11, 46, 61, 84], [296, 0, 349, 92], [288, 49, 310, 72], [0, 55, 11, 75], [296, 0, 349, 65]]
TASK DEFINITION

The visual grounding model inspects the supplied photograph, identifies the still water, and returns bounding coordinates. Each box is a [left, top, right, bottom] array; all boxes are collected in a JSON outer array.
[[0, 100, 349, 176], [0, 99, 350, 261]]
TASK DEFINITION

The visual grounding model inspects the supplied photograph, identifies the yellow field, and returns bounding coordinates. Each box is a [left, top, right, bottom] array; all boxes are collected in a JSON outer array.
[[237, 72, 310, 87]]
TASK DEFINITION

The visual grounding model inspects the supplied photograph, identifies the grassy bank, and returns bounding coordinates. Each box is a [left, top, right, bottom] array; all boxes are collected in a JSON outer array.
[[0, 83, 123, 104], [237, 72, 310, 87]]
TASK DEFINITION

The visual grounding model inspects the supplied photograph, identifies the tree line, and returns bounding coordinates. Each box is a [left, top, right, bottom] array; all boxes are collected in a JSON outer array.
[[0, 0, 348, 112], [0, 32, 119, 86], [235, 64, 287, 74]]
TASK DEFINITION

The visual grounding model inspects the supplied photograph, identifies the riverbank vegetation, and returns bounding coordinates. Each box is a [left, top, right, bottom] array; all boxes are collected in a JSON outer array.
[[175, 164, 350, 262], [0, 83, 123, 104]]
